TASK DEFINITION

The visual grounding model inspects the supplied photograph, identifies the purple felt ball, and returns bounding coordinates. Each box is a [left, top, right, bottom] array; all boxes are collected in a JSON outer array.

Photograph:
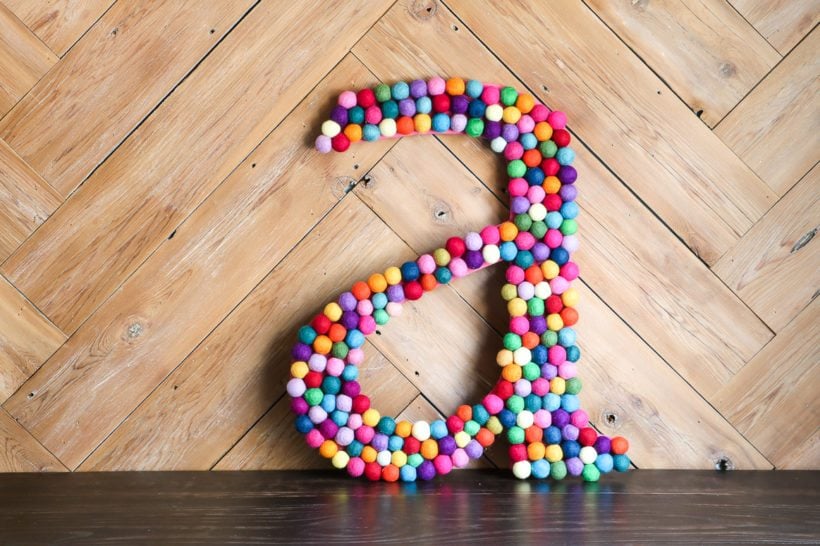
[[338, 291, 357, 311], [315, 135, 332, 153], [410, 79, 428, 98], [501, 123, 519, 142], [386, 284, 405, 302], [330, 105, 348, 126], [372, 433, 389, 452], [483, 120, 502, 139], [341, 311, 359, 330], [399, 98, 416, 117], [594, 436, 612, 454], [292, 342, 312, 361], [464, 250, 484, 269], [418, 460, 437, 480], [563, 424, 579, 441], [541, 364, 558, 380], [465, 439, 484, 459], [531, 242, 549, 262], [552, 408, 570, 428], [342, 380, 361, 397], [558, 165, 577, 184], [291, 397, 309, 415], [438, 436, 457, 455], [511, 196, 530, 214], [566, 457, 584, 476], [559, 184, 577, 202], [319, 420, 339, 439], [451, 95, 469, 114], [529, 315, 547, 335]]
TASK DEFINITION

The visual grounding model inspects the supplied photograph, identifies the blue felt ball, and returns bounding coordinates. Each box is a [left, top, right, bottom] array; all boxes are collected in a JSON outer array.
[[466, 79, 484, 98], [520, 133, 538, 150], [550, 247, 569, 265], [415, 96, 432, 114], [500, 241, 518, 262], [401, 261, 420, 281], [558, 328, 576, 347], [543, 393, 561, 412], [392, 81, 410, 100], [400, 464, 417, 482], [613, 454, 631, 472], [362, 124, 381, 141], [430, 419, 448, 440], [388, 435, 404, 452], [561, 439, 581, 459], [321, 394, 336, 413], [546, 211, 564, 229], [499, 409, 517, 428], [341, 365, 358, 381], [545, 426, 562, 445], [295, 415, 313, 433], [560, 394, 580, 413], [345, 329, 364, 349], [432, 113, 451, 132], [595, 453, 614, 473], [524, 166, 545, 186], [532, 344, 548, 365], [531, 459, 550, 479], [560, 201, 579, 219], [556, 147, 575, 165], [467, 99, 486, 118], [566, 345, 581, 362]]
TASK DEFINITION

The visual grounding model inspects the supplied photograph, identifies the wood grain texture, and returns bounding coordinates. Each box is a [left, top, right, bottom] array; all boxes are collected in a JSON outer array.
[[2, 471, 818, 544], [0, 138, 61, 262], [0, 3, 58, 116], [713, 167, 819, 332], [0, 408, 65, 472], [587, 0, 780, 126], [443, 0, 775, 264], [354, 137, 769, 469], [2, 52, 394, 470], [730, 0, 820, 55], [0, 0, 254, 196], [715, 28, 819, 196], [81, 190, 416, 470], [3, 0, 113, 56], [715, 300, 819, 469], [0, 274, 64, 403], [1, 0, 393, 336]]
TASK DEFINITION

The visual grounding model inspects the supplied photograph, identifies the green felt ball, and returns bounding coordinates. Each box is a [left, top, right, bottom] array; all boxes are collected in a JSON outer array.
[[373, 308, 389, 325], [408, 453, 424, 467], [331, 342, 348, 359], [542, 330, 558, 347], [507, 159, 526, 178], [582, 463, 601, 482], [514, 213, 533, 231], [466, 117, 484, 137], [561, 219, 578, 235], [503, 332, 523, 351], [304, 388, 323, 406], [522, 363, 540, 381], [527, 297, 545, 317], [539, 140, 558, 158], [500, 86, 518, 106], [506, 395, 525, 413], [507, 426, 525, 444], [463, 420, 480, 436], [374, 83, 391, 102], [550, 460, 567, 480], [565, 377, 582, 395], [529, 220, 547, 239]]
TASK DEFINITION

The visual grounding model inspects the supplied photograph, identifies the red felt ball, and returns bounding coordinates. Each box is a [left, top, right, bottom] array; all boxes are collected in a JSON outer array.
[[446, 237, 466, 258], [579, 427, 598, 446], [351, 394, 371, 414], [544, 194, 563, 212], [357, 88, 376, 108], [432, 93, 451, 113], [552, 129, 571, 147], [364, 461, 382, 481], [404, 280, 424, 300], [304, 371, 323, 389], [403, 437, 421, 454], [542, 158, 560, 176], [546, 295, 564, 314], [560, 307, 578, 326], [446, 415, 465, 434], [509, 444, 528, 462], [494, 379, 514, 400], [311, 314, 331, 334], [331, 133, 350, 152]]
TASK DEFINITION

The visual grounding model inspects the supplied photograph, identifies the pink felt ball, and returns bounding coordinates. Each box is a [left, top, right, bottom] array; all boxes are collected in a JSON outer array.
[[534, 409, 552, 428], [338, 90, 357, 109], [357, 299, 374, 316], [504, 141, 524, 161], [515, 232, 535, 250], [548, 345, 567, 365], [481, 225, 500, 245], [483, 393, 504, 414], [434, 454, 454, 475], [347, 348, 364, 365], [506, 265, 525, 284], [509, 177, 528, 197], [358, 315, 377, 335], [347, 413, 363, 429], [286, 378, 306, 398], [449, 257, 469, 278], [532, 377, 550, 396], [559, 363, 578, 379], [517, 114, 535, 134], [326, 357, 345, 376], [550, 276, 570, 294], [547, 110, 567, 129], [510, 316, 530, 335], [481, 85, 500, 104], [347, 457, 365, 477], [428, 76, 446, 95], [560, 262, 579, 281], [365, 105, 383, 125], [306, 429, 324, 448], [530, 103, 550, 122], [571, 409, 589, 428], [546, 229, 563, 248], [417, 254, 436, 274], [452, 448, 469, 468], [315, 134, 332, 153], [527, 185, 546, 204]]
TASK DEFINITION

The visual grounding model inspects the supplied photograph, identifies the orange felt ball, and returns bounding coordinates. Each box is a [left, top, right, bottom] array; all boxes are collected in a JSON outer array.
[[456, 405, 472, 423], [446, 77, 466, 96], [313, 335, 332, 355], [328, 323, 347, 342], [344, 123, 362, 142], [361, 445, 377, 463], [382, 464, 400, 482], [502, 364, 522, 382], [395, 420, 412, 438], [611, 436, 629, 455], [522, 331, 540, 349], [368, 273, 388, 293], [476, 427, 495, 447], [522, 149, 542, 168], [560, 307, 579, 326], [516, 93, 535, 113], [421, 439, 439, 459], [319, 439, 338, 458], [525, 425, 543, 444], [527, 441, 546, 461], [534, 121, 553, 141], [524, 265, 544, 284], [499, 221, 518, 242], [420, 273, 438, 291], [396, 116, 415, 134], [351, 281, 371, 300], [543, 175, 561, 194]]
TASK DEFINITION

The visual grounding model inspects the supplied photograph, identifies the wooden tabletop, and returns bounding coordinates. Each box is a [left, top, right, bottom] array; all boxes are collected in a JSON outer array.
[[1, 470, 818, 544]]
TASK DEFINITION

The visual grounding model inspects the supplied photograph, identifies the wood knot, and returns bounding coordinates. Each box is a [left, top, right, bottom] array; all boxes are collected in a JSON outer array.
[[127, 322, 143, 339], [719, 62, 736, 78], [715, 455, 734, 471], [331, 176, 357, 199], [631, 0, 649, 11], [432, 201, 452, 223], [602, 410, 621, 429], [410, 0, 437, 20]]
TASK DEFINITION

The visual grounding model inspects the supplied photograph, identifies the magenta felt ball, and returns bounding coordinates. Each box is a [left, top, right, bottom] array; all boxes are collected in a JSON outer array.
[[571, 409, 589, 428], [532, 377, 550, 396], [530, 103, 549, 122], [506, 265, 525, 284], [517, 114, 535, 134], [504, 141, 524, 161], [358, 315, 377, 335], [510, 316, 529, 335], [548, 110, 567, 129], [483, 394, 504, 414], [509, 177, 528, 196], [306, 429, 324, 448], [515, 232, 535, 250], [365, 105, 383, 125], [560, 262, 579, 281], [347, 457, 365, 477], [481, 225, 500, 245], [482, 85, 500, 104], [434, 454, 454, 475], [546, 229, 563, 248], [548, 345, 567, 365]]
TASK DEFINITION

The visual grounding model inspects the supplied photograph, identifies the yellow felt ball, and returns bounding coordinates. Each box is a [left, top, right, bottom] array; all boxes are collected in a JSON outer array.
[[497, 349, 514, 367], [324, 302, 343, 322], [362, 408, 381, 427], [508, 297, 528, 317], [385, 266, 402, 285], [454, 431, 471, 448], [368, 273, 388, 293], [395, 420, 412, 438], [541, 260, 560, 280], [290, 361, 308, 379], [547, 313, 564, 331], [361, 445, 377, 463], [502, 106, 522, 124], [319, 440, 338, 459], [562, 288, 579, 307], [550, 377, 566, 395], [543, 175, 561, 194], [414, 113, 432, 132], [545, 444, 563, 462], [534, 121, 553, 142], [332, 450, 350, 469], [501, 283, 518, 301], [391, 450, 408, 468], [527, 441, 546, 461], [486, 416, 503, 435], [420, 439, 439, 460]]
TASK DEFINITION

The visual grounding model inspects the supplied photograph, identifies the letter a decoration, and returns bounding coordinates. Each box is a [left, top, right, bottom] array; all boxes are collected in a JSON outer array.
[[287, 77, 630, 482]]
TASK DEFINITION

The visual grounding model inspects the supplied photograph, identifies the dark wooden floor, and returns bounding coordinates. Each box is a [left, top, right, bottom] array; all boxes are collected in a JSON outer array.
[[1, 470, 818, 544]]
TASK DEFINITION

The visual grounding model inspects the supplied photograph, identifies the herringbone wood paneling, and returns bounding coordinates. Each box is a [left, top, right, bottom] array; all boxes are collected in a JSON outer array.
[[0, 0, 817, 473]]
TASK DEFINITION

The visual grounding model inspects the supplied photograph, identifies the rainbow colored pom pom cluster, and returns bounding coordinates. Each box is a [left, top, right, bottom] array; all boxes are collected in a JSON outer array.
[[290, 77, 630, 482]]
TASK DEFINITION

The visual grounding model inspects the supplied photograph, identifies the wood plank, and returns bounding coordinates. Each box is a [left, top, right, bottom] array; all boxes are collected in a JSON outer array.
[[730, 0, 820, 55], [4, 0, 113, 56], [0, 0, 255, 196], [0, 3, 58, 116], [1, 471, 819, 544], [353, 137, 769, 468], [779, 434, 819, 470], [1, 53, 394, 471], [0, 274, 65, 403], [1, 0, 394, 335], [0, 408, 66, 472], [0, 138, 61, 262], [714, 300, 819, 469], [81, 194, 419, 470], [436, 0, 774, 264], [713, 166, 819, 332], [714, 28, 819, 196], [586, 0, 780, 126]]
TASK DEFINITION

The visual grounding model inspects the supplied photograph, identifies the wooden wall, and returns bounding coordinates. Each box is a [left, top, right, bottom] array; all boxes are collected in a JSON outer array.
[[0, 0, 817, 473]]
